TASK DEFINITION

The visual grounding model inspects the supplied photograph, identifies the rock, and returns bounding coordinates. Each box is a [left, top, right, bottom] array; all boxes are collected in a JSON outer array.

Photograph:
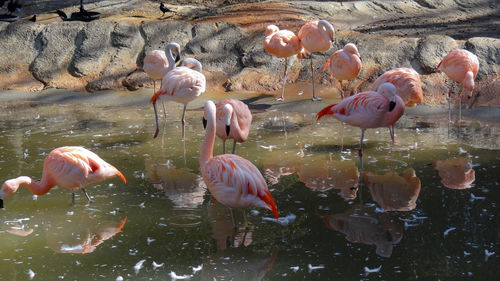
[[465, 37, 500, 79], [185, 22, 244, 55], [415, 35, 458, 74], [123, 70, 152, 91]]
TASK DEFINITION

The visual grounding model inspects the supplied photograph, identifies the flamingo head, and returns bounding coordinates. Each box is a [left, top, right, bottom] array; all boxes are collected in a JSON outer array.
[[181, 58, 202, 72], [165, 42, 181, 63], [377, 83, 397, 112], [265, 24, 279, 36], [203, 100, 216, 130], [221, 103, 233, 136], [462, 71, 475, 91], [0, 179, 21, 207], [318, 20, 335, 41], [344, 43, 360, 58]]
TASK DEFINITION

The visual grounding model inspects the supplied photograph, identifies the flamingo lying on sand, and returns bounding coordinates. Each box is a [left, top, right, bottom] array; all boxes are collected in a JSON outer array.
[[323, 43, 362, 99], [436, 49, 479, 122], [298, 19, 335, 101], [316, 83, 405, 168], [0, 146, 126, 207], [201, 100, 278, 228], [264, 24, 303, 101], [150, 58, 206, 139], [143, 42, 181, 119], [216, 99, 252, 154]]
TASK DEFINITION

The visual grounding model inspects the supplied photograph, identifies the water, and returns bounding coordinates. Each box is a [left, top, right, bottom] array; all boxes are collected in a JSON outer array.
[[0, 98, 498, 280]]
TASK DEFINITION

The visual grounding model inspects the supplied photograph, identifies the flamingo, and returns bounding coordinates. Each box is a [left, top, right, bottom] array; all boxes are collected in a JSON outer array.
[[201, 100, 278, 228], [434, 156, 475, 189], [297, 19, 335, 101], [150, 57, 206, 139], [143, 42, 181, 119], [316, 83, 405, 168], [0, 146, 126, 208], [215, 99, 252, 154], [263, 24, 303, 101], [323, 43, 362, 99], [436, 49, 479, 122], [372, 68, 423, 107]]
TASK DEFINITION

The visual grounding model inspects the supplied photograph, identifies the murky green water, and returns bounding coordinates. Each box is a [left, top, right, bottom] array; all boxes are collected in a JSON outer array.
[[0, 100, 498, 280]]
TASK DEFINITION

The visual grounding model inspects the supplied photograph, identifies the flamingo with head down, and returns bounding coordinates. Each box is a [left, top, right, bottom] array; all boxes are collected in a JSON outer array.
[[215, 98, 252, 154], [323, 43, 362, 99]]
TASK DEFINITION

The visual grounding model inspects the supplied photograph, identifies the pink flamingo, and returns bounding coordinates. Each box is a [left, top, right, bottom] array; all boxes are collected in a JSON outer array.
[[323, 43, 362, 99], [436, 49, 479, 122], [143, 42, 181, 119], [298, 19, 335, 101], [150, 58, 206, 139], [0, 146, 126, 207], [372, 67, 423, 107], [264, 24, 303, 101], [316, 83, 405, 168], [216, 99, 252, 154], [201, 100, 278, 228]]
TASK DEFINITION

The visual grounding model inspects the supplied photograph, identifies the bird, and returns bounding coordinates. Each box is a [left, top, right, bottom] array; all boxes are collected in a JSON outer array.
[[371, 67, 423, 107], [263, 24, 303, 101], [29, 14, 36, 22], [56, 9, 68, 21], [150, 57, 206, 139], [159, 3, 172, 17], [215, 99, 252, 154], [0, 146, 126, 208], [316, 83, 405, 169], [200, 100, 278, 228], [143, 42, 181, 121], [297, 19, 335, 101], [323, 43, 362, 99], [7, 0, 22, 14], [436, 49, 479, 122]]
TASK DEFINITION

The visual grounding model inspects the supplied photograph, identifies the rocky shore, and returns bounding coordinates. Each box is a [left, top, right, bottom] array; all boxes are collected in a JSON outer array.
[[0, 0, 498, 108]]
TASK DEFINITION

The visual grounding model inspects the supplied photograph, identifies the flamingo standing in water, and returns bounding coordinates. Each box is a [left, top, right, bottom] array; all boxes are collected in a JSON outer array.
[[436, 49, 479, 122], [298, 19, 335, 101], [0, 146, 126, 207], [323, 43, 362, 99], [216, 99, 252, 154], [143, 42, 181, 119], [150, 58, 206, 139], [201, 100, 278, 228], [264, 24, 303, 101], [316, 83, 405, 168]]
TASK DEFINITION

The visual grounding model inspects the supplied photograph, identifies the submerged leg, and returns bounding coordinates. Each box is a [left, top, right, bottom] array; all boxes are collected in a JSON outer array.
[[389, 125, 395, 144], [278, 57, 288, 101], [222, 139, 226, 154], [311, 55, 321, 101], [359, 129, 365, 170], [458, 87, 463, 122], [82, 188, 92, 203], [181, 104, 187, 140], [153, 101, 160, 138], [72, 192, 75, 204], [242, 210, 249, 229], [232, 139, 237, 154], [229, 208, 237, 230]]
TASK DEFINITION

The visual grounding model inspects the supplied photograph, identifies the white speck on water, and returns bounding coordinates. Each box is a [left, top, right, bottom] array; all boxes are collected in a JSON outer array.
[[250, 210, 260, 216], [191, 264, 202, 273], [470, 193, 485, 201], [27, 269, 35, 279], [308, 264, 325, 272], [364, 265, 382, 274], [443, 227, 456, 236], [116, 276, 123, 281], [147, 237, 155, 245], [262, 213, 296, 226], [152, 261, 164, 269], [260, 145, 277, 151], [459, 147, 467, 154], [32, 195, 38, 200], [297, 91, 304, 96], [169, 271, 192, 280], [464, 251, 471, 256], [290, 266, 299, 272], [139, 202, 145, 208], [134, 259, 146, 274], [60, 244, 82, 252], [66, 211, 74, 216], [485, 249, 495, 261]]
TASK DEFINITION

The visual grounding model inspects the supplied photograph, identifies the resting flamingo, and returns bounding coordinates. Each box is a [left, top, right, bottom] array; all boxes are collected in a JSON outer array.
[[201, 100, 278, 228], [436, 49, 479, 122], [298, 19, 335, 101], [150, 58, 206, 139], [323, 43, 362, 99], [264, 24, 303, 101], [143, 42, 181, 120], [372, 67, 423, 107], [216, 99, 252, 154], [0, 146, 126, 208], [316, 83, 405, 168]]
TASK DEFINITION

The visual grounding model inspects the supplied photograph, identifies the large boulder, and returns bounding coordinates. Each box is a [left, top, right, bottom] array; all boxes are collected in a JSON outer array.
[[465, 37, 500, 79], [415, 35, 458, 74]]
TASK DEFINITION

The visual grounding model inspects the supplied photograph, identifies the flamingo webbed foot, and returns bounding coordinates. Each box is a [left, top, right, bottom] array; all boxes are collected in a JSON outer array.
[[312, 96, 322, 101], [276, 97, 284, 102]]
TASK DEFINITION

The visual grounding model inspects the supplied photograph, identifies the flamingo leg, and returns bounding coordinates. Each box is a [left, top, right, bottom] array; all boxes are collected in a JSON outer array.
[[72, 192, 75, 204], [277, 57, 288, 101], [82, 188, 92, 203], [222, 139, 226, 154], [388, 125, 395, 143], [181, 104, 187, 140], [311, 55, 322, 101], [458, 86, 463, 122], [448, 90, 452, 123], [359, 129, 365, 170], [242, 210, 249, 229], [340, 80, 345, 100], [230, 208, 237, 230], [153, 101, 160, 138], [232, 139, 237, 154], [158, 79, 167, 121]]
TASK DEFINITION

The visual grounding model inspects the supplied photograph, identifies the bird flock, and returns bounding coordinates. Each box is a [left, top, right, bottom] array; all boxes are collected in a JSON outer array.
[[0, 18, 480, 228]]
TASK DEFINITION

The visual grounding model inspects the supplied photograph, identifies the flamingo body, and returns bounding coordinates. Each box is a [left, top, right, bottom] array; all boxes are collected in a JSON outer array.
[[143, 50, 169, 81], [436, 49, 479, 91], [0, 146, 126, 204], [372, 68, 423, 107], [297, 20, 335, 53], [263, 25, 302, 58], [323, 43, 362, 81], [201, 100, 278, 219], [216, 99, 252, 153]]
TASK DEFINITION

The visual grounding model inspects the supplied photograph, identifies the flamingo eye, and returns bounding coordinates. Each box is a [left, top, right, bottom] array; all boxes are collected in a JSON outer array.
[[202, 117, 207, 129]]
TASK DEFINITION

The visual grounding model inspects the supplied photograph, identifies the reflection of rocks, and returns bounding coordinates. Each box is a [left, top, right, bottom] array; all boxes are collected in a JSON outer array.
[[145, 158, 206, 208], [259, 117, 302, 132], [363, 169, 421, 211], [318, 205, 403, 258], [434, 156, 475, 189]]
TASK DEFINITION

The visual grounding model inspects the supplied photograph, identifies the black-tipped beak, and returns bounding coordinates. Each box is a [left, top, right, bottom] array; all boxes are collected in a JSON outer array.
[[0, 199, 4, 209], [175, 54, 181, 63], [389, 101, 396, 112], [202, 117, 207, 129], [225, 125, 230, 136]]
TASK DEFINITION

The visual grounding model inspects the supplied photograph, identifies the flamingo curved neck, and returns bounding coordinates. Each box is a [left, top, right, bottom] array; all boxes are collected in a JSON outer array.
[[9, 176, 53, 196], [165, 44, 178, 72], [318, 20, 334, 40], [200, 103, 217, 168]]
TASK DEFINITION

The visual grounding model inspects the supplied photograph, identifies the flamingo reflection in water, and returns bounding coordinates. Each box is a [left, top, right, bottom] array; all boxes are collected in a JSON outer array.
[[363, 169, 421, 211], [318, 205, 403, 258], [145, 157, 205, 208], [208, 202, 254, 250], [201, 248, 279, 281], [434, 156, 475, 189]]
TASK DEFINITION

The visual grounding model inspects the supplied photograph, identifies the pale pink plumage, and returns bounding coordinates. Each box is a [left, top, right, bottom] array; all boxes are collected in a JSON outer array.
[[143, 50, 169, 81], [215, 99, 252, 154], [372, 67, 423, 107], [0, 146, 126, 205], [201, 101, 278, 220], [323, 43, 362, 99]]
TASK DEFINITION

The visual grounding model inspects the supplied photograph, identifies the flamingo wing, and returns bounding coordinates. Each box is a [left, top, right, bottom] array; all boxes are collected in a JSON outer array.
[[150, 67, 206, 104]]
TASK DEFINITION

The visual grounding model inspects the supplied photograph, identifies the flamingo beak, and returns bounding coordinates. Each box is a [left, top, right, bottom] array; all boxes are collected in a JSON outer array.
[[175, 54, 180, 63], [202, 117, 207, 129], [225, 125, 230, 136], [389, 100, 396, 112], [0, 198, 3, 209]]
